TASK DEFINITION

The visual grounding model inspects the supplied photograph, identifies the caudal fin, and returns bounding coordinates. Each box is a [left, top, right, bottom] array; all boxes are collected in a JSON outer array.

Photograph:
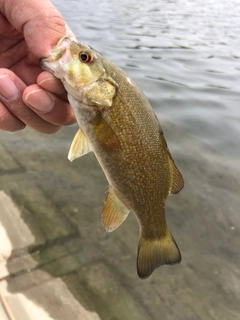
[[137, 230, 181, 279]]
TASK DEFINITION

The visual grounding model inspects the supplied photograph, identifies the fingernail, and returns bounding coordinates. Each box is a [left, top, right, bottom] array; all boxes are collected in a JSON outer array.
[[25, 89, 54, 113], [0, 75, 20, 100], [38, 76, 65, 95]]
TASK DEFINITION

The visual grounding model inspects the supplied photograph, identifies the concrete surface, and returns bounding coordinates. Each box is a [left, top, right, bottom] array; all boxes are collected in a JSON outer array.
[[0, 190, 100, 320]]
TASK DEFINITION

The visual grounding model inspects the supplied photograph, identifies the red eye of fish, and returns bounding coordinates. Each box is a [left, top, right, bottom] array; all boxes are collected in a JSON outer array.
[[79, 52, 93, 63]]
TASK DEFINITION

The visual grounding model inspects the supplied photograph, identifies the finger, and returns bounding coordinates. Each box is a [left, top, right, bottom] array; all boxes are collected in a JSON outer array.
[[23, 85, 76, 126], [65, 23, 77, 41], [0, 69, 60, 133], [0, 101, 25, 131], [2, 0, 66, 57], [37, 71, 67, 98]]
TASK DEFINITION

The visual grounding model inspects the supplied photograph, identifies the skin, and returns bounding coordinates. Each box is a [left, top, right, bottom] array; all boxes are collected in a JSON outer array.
[[0, 0, 76, 133]]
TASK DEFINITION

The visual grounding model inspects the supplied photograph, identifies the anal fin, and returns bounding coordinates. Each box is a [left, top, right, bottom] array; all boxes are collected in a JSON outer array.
[[68, 128, 93, 162], [102, 187, 130, 232]]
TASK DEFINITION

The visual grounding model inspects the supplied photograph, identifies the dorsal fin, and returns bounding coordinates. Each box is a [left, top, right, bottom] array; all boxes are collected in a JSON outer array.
[[68, 128, 93, 162], [155, 115, 184, 194], [168, 152, 184, 194]]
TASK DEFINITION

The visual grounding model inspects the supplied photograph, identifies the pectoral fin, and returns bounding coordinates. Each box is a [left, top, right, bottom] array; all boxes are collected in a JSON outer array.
[[91, 114, 120, 152], [68, 128, 93, 161], [102, 187, 130, 232]]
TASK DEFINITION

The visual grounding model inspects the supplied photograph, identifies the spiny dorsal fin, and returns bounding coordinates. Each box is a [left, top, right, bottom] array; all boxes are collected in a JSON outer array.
[[102, 187, 130, 232], [68, 128, 93, 162], [168, 152, 184, 194]]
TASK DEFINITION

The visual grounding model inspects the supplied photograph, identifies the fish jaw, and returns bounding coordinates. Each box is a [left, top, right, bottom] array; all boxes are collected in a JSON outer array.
[[39, 37, 73, 77]]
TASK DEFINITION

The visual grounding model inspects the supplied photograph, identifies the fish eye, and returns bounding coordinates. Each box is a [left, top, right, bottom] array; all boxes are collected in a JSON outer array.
[[79, 52, 93, 63]]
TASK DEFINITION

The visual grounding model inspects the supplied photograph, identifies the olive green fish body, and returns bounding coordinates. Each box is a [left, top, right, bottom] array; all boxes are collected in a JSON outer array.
[[40, 37, 184, 279], [80, 71, 169, 224]]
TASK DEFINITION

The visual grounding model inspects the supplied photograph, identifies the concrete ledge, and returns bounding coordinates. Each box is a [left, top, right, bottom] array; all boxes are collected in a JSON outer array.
[[0, 191, 100, 320]]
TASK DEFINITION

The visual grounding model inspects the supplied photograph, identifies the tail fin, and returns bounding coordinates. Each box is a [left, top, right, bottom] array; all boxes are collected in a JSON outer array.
[[137, 230, 181, 279]]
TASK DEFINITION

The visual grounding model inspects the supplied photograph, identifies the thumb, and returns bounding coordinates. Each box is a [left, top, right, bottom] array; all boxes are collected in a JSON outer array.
[[0, 0, 67, 57]]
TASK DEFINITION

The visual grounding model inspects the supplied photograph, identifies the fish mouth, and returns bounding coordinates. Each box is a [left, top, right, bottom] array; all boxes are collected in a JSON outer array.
[[39, 36, 73, 72], [39, 56, 57, 73]]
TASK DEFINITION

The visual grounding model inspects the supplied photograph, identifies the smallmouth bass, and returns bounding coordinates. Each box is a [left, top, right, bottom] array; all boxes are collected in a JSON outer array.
[[40, 37, 184, 279]]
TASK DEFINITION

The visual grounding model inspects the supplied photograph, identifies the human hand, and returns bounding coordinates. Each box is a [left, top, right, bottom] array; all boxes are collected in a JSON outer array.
[[0, 0, 76, 133]]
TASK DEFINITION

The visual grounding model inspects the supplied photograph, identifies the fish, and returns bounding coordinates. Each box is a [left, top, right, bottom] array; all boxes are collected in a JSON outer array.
[[40, 36, 184, 279]]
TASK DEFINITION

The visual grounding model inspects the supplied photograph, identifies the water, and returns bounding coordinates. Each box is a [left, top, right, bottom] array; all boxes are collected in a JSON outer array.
[[1, 0, 240, 319], [61, 0, 240, 161]]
